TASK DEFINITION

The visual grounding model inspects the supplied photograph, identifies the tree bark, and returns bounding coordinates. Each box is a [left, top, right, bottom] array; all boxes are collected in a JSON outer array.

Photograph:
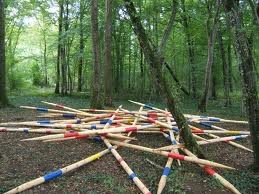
[[0, 0, 8, 107], [77, 0, 84, 92], [224, 0, 259, 172], [55, 0, 64, 94], [165, 62, 190, 96], [198, 0, 220, 112], [43, 32, 48, 86], [104, 0, 113, 106], [90, 0, 102, 108], [124, 0, 204, 158], [217, 28, 231, 106]]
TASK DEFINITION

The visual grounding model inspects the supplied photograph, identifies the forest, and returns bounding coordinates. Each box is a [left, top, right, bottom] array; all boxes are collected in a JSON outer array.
[[0, 0, 259, 193]]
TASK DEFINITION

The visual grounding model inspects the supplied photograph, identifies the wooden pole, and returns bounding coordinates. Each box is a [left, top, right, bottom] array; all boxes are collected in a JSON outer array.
[[108, 140, 235, 170]]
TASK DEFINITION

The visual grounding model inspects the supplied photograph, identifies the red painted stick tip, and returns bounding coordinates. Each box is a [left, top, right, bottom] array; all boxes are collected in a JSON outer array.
[[76, 135, 89, 139], [203, 166, 216, 176], [66, 124, 73, 129], [168, 153, 185, 160], [64, 132, 79, 138], [117, 157, 124, 163], [147, 118, 156, 123], [125, 127, 138, 132], [0, 128, 7, 132], [147, 112, 158, 118], [100, 133, 108, 137], [160, 128, 165, 131], [191, 129, 204, 133], [55, 104, 64, 109]]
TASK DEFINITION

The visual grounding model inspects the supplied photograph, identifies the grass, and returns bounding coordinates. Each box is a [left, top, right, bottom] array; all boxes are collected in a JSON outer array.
[[7, 87, 247, 121]]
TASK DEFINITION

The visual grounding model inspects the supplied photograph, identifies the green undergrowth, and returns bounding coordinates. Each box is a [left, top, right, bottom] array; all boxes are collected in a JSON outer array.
[[7, 89, 247, 121], [202, 169, 259, 194]]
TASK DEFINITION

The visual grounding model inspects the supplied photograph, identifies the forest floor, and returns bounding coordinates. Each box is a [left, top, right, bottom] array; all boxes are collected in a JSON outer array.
[[0, 94, 258, 194]]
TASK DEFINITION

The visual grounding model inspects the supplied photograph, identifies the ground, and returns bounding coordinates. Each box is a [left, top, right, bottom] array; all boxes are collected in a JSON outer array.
[[0, 95, 258, 194]]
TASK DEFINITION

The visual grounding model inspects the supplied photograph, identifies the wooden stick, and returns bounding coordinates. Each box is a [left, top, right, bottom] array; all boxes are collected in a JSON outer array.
[[181, 148, 241, 194], [108, 140, 235, 170], [99, 106, 151, 194], [0, 127, 66, 134], [157, 109, 179, 194], [189, 125, 253, 152], [120, 107, 178, 132], [156, 135, 248, 151]]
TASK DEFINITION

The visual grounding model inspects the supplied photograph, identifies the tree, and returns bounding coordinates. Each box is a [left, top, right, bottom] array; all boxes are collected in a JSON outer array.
[[124, 0, 204, 158], [223, 0, 259, 172], [217, 27, 231, 106], [198, 0, 220, 112], [77, 0, 85, 92], [55, 0, 64, 94], [90, 0, 102, 108], [181, 0, 196, 97], [104, 0, 113, 106], [0, 0, 8, 107]]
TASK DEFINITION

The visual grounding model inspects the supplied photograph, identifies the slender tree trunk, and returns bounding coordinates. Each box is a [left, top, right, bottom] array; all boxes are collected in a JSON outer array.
[[165, 62, 190, 96], [90, 0, 102, 108], [181, 0, 197, 97], [78, 0, 84, 92], [55, 0, 64, 94], [217, 29, 231, 106], [128, 35, 131, 90], [224, 0, 259, 172], [124, 0, 204, 158], [227, 34, 233, 92], [0, 0, 8, 107], [43, 33, 48, 86], [104, 0, 113, 106], [198, 0, 220, 112]]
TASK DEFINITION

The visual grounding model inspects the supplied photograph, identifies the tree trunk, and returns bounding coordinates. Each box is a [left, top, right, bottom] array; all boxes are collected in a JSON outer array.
[[217, 29, 231, 106], [227, 34, 233, 92], [90, 0, 102, 108], [104, 0, 113, 106], [181, 0, 197, 97], [198, 0, 220, 112], [224, 0, 259, 172], [43, 33, 48, 86], [128, 35, 131, 90], [55, 0, 64, 94], [0, 0, 8, 107], [77, 0, 84, 92], [124, 0, 204, 158]]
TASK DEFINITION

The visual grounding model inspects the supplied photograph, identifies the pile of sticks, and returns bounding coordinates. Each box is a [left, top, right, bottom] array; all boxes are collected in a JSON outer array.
[[1, 100, 251, 194]]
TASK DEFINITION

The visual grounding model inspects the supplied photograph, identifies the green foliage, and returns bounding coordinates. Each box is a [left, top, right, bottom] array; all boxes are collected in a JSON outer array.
[[81, 173, 126, 193], [31, 62, 43, 86], [222, 170, 259, 194], [166, 167, 186, 194]]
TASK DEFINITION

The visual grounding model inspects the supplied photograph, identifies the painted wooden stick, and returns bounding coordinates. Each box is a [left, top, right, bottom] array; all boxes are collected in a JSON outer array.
[[0, 127, 66, 134], [20, 106, 92, 117], [128, 100, 169, 114], [4, 146, 116, 194], [41, 101, 89, 114], [99, 106, 151, 194], [189, 124, 253, 152], [191, 129, 250, 135], [108, 140, 235, 170], [157, 110, 179, 194], [120, 107, 178, 132], [156, 135, 248, 151], [4, 107, 142, 194], [21, 124, 154, 141], [181, 148, 241, 194]]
